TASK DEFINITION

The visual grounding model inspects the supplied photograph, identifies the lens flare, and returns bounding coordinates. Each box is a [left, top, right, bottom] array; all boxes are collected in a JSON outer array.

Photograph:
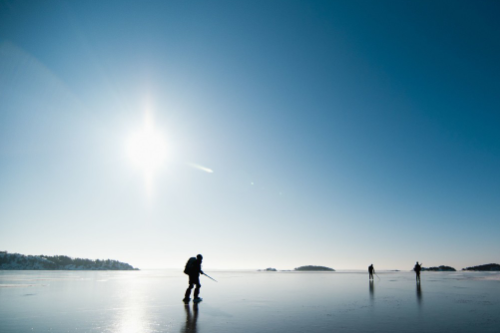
[[187, 163, 214, 173]]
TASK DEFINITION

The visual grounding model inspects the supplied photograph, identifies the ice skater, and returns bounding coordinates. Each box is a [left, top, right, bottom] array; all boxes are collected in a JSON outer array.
[[368, 264, 375, 280], [183, 254, 204, 303], [413, 261, 422, 283]]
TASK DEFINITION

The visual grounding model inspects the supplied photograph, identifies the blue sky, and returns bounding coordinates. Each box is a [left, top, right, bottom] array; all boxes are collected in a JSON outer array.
[[1, 0, 499, 270]]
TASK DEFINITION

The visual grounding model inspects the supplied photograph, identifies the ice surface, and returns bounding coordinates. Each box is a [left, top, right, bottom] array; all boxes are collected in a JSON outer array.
[[1, 270, 499, 332]]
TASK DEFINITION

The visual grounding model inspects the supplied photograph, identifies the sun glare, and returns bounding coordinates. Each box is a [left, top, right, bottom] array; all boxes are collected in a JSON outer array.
[[126, 111, 167, 194]]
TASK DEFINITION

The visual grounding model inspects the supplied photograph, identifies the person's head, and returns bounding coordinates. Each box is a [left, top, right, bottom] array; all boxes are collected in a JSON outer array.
[[197, 254, 203, 262]]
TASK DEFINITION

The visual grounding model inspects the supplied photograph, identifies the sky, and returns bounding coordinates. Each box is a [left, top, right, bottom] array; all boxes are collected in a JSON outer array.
[[1, 0, 499, 270]]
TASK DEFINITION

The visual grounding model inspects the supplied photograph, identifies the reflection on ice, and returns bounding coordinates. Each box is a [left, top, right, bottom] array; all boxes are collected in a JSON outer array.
[[115, 287, 148, 333], [369, 279, 375, 303], [182, 303, 198, 333], [416, 281, 423, 307]]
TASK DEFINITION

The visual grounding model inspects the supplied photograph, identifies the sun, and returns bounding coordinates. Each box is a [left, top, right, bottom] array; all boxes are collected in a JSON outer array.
[[126, 111, 167, 193], [127, 122, 167, 172]]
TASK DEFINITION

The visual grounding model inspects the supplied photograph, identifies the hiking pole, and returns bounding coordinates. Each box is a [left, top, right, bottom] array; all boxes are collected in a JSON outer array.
[[203, 273, 218, 282], [375, 273, 381, 280]]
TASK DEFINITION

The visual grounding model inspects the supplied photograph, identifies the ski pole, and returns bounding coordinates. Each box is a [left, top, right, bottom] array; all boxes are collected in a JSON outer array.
[[203, 273, 218, 282]]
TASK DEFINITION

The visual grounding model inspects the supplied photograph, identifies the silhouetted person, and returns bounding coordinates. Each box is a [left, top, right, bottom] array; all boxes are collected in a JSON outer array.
[[368, 264, 375, 280], [413, 261, 422, 283], [183, 254, 204, 303], [181, 303, 199, 333]]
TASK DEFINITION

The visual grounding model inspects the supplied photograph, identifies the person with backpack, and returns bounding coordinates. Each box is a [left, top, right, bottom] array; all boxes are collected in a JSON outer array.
[[413, 261, 422, 283], [183, 254, 204, 303]]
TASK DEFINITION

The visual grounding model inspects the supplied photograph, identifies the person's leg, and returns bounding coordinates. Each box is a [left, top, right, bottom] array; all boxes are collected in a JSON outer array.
[[185, 282, 194, 299], [194, 281, 201, 298]]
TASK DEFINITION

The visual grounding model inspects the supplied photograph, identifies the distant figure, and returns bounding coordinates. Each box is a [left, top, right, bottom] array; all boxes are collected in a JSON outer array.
[[368, 264, 375, 280], [183, 254, 204, 303], [413, 261, 422, 283]]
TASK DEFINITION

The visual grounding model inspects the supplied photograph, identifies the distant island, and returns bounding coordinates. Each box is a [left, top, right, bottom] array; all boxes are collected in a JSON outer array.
[[258, 268, 277, 271], [462, 263, 500, 271], [422, 265, 456, 272], [295, 265, 335, 271], [0, 252, 138, 270]]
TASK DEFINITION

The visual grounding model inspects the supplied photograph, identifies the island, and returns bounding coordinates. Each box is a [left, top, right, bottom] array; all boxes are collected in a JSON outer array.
[[258, 268, 277, 271], [422, 265, 456, 271], [0, 252, 139, 270], [294, 265, 335, 271], [462, 263, 500, 271]]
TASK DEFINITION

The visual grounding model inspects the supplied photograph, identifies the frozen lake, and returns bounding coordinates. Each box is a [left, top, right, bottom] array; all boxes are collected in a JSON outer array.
[[1, 270, 499, 332]]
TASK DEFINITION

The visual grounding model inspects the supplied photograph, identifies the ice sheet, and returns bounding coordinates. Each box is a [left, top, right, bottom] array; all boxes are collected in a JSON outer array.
[[0, 270, 499, 332]]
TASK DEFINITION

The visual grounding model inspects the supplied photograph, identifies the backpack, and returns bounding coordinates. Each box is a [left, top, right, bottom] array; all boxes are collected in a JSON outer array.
[[184, 257, 197, 275]]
